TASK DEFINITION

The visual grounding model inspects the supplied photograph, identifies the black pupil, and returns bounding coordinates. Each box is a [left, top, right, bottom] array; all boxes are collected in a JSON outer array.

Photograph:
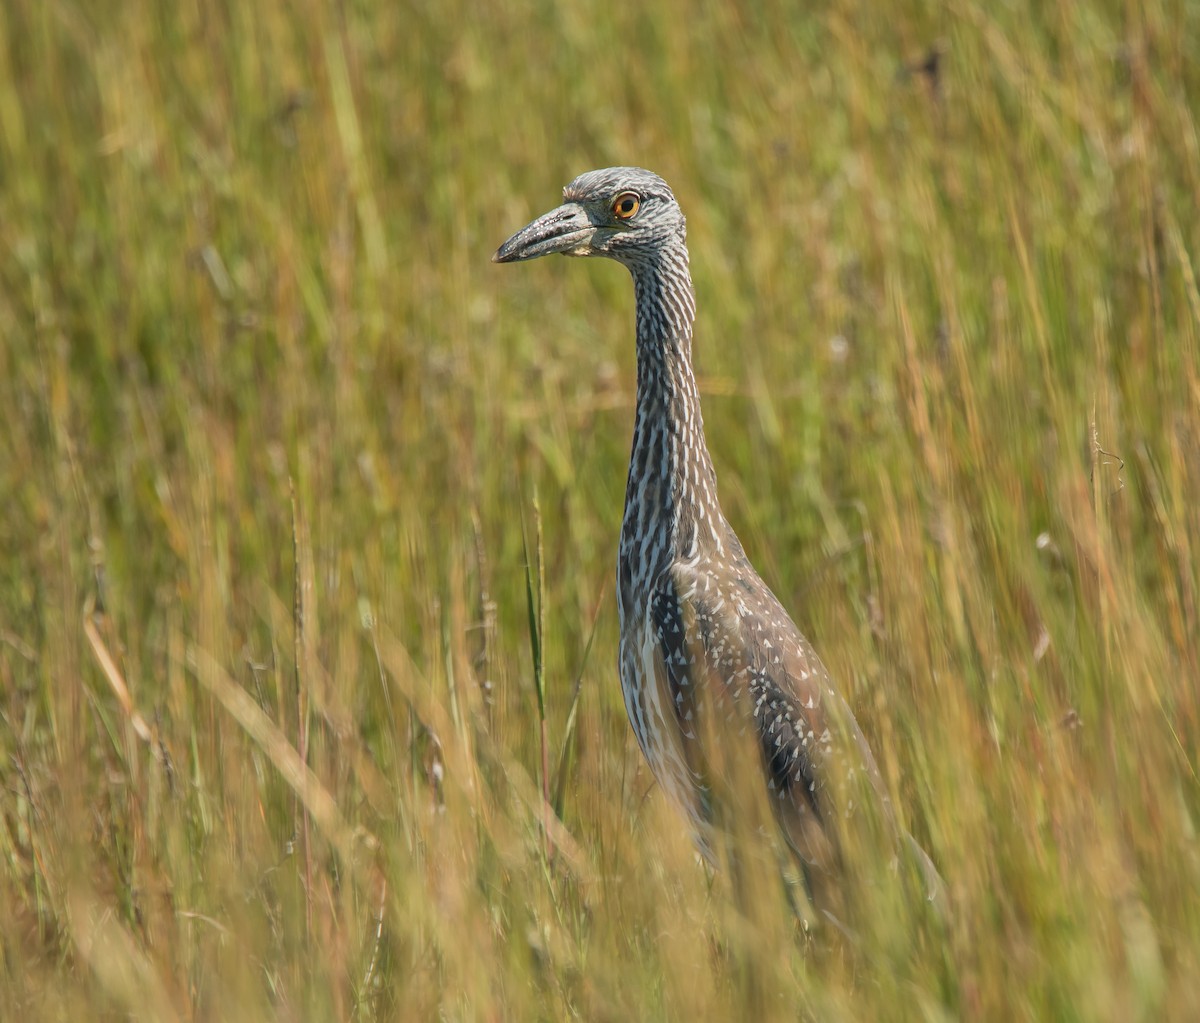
[[620, 197, 635, 213]]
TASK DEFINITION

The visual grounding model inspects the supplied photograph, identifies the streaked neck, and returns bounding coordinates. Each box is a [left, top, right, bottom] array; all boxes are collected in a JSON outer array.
[[618, 245, 725, 618]]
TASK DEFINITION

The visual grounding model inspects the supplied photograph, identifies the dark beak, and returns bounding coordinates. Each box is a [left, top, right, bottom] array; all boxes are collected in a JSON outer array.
[[492, 202, 596, 263]]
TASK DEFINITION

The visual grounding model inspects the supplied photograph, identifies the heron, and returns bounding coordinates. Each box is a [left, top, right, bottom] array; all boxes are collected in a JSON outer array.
[[494, 167, 940, 926]]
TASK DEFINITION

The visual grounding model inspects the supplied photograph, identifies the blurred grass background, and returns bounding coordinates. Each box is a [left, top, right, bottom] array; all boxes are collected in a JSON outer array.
[[1, 0, 1198, 1018]]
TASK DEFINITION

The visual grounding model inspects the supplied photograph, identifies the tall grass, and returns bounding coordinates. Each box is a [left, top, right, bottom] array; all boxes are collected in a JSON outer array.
[[1, 0, 1197, 1018]]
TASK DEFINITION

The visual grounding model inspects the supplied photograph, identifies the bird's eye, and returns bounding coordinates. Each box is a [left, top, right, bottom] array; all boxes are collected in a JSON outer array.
[[612, 192, 640, 220]]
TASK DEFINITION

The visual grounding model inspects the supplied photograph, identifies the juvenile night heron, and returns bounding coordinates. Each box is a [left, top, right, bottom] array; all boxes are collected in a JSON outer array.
[[494, 168, 939, 921]]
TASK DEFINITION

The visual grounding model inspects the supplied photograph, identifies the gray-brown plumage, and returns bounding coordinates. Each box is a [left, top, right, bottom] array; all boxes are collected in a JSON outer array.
[[494, 168, 939, 921]]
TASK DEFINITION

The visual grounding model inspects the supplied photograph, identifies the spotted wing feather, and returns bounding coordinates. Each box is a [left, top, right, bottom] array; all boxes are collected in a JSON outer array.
[[647, 555, 893, 873]]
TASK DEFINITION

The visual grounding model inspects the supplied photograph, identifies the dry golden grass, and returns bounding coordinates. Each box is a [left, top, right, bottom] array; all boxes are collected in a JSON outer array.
[[1, 0, 1198, 1019]]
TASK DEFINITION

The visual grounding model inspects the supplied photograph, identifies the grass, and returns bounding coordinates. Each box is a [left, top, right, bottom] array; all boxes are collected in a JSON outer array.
[[1, 0, 1198, 1018]]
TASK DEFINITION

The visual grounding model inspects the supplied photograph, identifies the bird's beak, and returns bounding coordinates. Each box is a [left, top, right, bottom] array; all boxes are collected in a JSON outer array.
[[492, 202, 597, 263]]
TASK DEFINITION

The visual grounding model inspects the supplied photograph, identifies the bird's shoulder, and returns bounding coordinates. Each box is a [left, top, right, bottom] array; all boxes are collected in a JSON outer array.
[[656, 556, 830, 721], [653, 555, 886, 799]]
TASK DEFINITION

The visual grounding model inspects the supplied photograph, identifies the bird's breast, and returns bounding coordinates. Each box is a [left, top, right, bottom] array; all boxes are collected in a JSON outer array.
[[617, 600, 706, 832]]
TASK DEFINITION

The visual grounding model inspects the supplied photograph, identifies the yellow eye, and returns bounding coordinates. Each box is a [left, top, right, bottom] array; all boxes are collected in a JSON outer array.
[[612, 192, 640, 220]]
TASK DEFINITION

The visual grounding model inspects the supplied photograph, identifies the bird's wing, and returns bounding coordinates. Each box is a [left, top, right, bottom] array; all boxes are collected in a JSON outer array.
[[648, 559, 890, 870]]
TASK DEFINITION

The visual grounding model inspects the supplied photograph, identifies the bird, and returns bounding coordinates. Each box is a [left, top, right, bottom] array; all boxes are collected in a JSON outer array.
[[494, 167, 940, 925]]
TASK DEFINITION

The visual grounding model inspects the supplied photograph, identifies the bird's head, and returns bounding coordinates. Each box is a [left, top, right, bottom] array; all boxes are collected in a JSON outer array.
[[493, 167, 685, 270]]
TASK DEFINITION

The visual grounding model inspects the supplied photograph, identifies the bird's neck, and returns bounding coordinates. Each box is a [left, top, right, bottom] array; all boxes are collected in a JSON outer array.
[[618, 254, 726, 620]]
